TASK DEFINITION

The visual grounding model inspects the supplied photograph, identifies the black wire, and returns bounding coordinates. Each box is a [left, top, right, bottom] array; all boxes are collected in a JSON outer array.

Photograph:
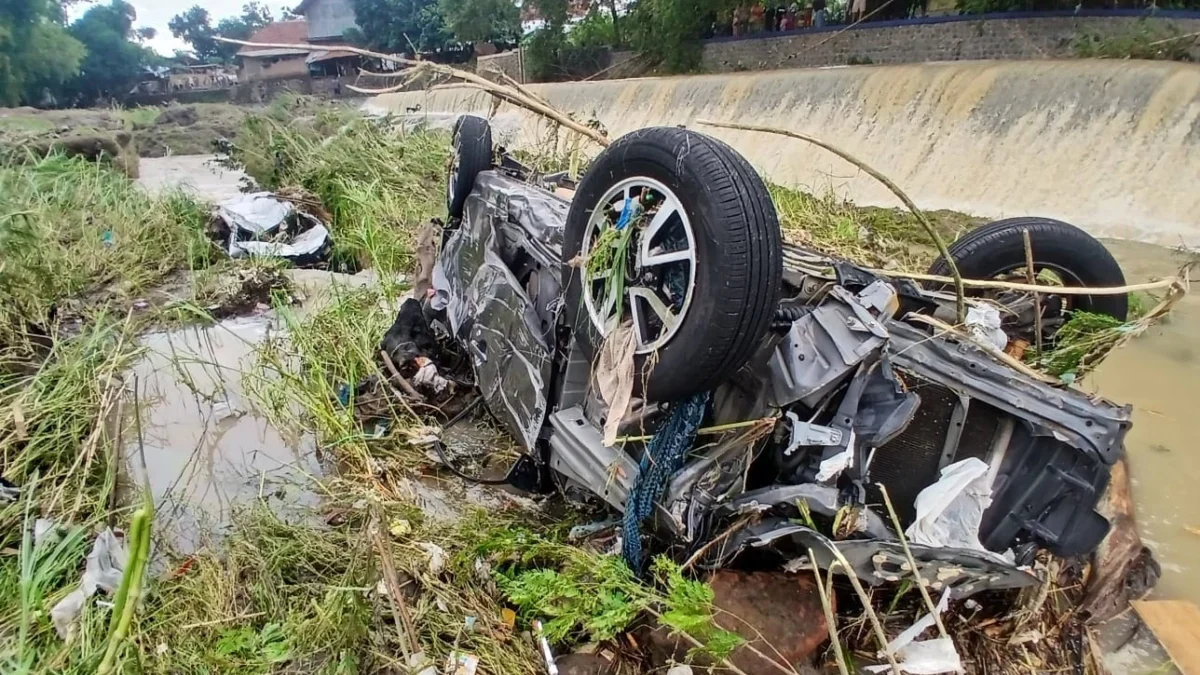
[[432, 396, 511, 485]]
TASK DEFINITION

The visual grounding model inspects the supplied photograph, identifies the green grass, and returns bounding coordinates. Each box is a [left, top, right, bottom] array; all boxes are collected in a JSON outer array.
[[223, 104, 448, 277], [769, 183, 983, 271]]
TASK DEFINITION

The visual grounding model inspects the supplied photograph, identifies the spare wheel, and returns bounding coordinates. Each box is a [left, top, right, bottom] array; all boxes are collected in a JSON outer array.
[[562, 127, 783, 402]]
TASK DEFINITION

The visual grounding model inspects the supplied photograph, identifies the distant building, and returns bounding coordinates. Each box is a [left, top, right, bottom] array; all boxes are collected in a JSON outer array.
[[293, 0, 359, 42], [237, 20, 312, 81]]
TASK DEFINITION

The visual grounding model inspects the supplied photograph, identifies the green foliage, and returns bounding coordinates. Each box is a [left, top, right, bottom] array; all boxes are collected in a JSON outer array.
[[498, 557, 644, 642], [1071, 20, 1194, 61], [473, 526, 740, 659], [1027, 311, 1131, 382], [353, 0, 449, 53], [66, 0, 164, 103], [0, 0, 86, 105], [169, 2, 276, 64], [626, 0, 730, 72], [438, 0, 520, 42], [568, 10, 618, 47], [0, 155, 213, 346]]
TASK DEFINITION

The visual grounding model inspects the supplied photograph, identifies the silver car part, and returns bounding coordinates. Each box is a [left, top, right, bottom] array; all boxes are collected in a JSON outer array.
[[580, 176, 698, 353], [766, 283, 896, 408]]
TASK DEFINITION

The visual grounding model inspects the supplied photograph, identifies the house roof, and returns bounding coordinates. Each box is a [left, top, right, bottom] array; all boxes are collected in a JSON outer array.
[[293, 0, 318, 15], [237, 20, 311, 57]]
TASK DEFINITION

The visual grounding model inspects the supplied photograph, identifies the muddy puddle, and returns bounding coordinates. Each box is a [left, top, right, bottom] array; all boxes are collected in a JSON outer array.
[[129, 316, 322, 552]]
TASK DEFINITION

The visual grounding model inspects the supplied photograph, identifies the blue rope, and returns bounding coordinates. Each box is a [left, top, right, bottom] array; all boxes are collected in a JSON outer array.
[[622, 391, 711, 571]]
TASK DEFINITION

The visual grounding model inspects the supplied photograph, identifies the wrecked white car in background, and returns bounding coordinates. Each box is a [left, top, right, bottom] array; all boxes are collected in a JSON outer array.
[[423, 116, 1133, 596]]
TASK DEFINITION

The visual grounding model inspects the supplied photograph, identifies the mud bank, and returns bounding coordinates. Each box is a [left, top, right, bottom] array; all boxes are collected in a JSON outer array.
[[374, 59, 1200, 247]]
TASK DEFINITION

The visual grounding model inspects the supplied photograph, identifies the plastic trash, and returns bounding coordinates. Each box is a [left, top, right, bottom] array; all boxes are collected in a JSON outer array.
[[50, 528, 129, 638], [905, 458, 1007, 561], [965, 304, 1007, 351], [866, 589, 962, 674], [212, 192, 332, 266]]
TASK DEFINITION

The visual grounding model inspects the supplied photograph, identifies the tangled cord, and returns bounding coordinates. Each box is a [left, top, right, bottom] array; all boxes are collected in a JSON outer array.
[[622, 390, 712, 571], [432, 397, 510, 485]]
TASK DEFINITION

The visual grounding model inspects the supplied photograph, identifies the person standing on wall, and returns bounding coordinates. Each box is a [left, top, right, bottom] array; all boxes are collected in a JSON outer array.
[[812, 0, 827, 27]]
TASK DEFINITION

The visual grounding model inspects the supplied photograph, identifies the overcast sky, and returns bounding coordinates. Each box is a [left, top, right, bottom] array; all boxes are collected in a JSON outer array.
[[68, 0, 296, 56]]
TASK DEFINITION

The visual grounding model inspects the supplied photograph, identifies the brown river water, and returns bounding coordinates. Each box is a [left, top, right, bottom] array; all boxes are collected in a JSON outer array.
[[136, 155, 1197, 670]]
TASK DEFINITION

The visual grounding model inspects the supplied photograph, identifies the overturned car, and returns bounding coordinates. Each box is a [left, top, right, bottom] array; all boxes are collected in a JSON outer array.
[[426, 117, 1132, 596]]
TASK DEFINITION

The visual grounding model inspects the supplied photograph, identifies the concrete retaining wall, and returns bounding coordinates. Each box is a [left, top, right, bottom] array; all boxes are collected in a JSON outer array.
[[701, 13, 1200, 72], [373, 59, 1200, 246]]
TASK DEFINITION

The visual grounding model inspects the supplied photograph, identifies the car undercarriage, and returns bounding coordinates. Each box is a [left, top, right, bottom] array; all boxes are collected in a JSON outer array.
[[426, 119, 1132, 597]]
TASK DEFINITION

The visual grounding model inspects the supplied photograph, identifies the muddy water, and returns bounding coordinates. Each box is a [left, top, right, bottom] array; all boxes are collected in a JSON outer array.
[[1090, 241, 1200, 607], [132, 317, 322, 552], [136, 154, 247, 202]]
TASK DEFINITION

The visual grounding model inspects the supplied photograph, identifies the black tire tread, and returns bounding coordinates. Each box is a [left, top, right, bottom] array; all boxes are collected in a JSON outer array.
[[563, 127, 782, 401], [928, 217, 1127, 320], [447, 115, 492, 218]]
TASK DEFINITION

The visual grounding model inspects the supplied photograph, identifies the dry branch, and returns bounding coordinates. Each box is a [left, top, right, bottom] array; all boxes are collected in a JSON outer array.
[[696, 118, 967, 323], [214, 37, 610, 147]]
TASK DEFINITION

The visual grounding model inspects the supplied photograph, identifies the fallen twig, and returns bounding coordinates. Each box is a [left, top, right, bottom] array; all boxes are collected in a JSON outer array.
[[869, 268, 1184, 295], [809, 549, 851, 675], [370, 517, 419, 658], [878, 485, 950, 641], [1022, 229, 1044, 355], [379, 349, 424, 401], [696, 119, 966, 323], [214, 37, 610, 147]]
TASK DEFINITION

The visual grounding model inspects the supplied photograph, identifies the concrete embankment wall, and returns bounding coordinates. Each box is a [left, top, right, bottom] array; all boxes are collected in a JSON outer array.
[[374, 60, 1200, 246]]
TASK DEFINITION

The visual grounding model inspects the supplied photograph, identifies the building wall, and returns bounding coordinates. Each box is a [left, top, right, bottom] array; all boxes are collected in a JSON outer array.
[[478, 51, 524, 82], [700, 13, 1200, 72], [305, 0, 359, 40], [240, 55, 311, 82]]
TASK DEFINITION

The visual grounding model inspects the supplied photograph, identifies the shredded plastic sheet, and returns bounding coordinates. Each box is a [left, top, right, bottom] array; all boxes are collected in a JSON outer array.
[[50, 528, 129, 639], [905, 458, 1003, 559], [867, 588, 963, 674], [965, 304, 1007, 351], [215, 192, 291, 235]]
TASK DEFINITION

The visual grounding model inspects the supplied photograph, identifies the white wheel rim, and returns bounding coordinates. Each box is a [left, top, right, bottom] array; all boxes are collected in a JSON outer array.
[[580, 176, 698, 354]]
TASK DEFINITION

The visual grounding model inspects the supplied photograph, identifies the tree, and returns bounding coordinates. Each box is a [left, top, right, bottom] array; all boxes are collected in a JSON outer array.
[[169, 3, 274, 63], [0, 0, 86, 105], [66, 0, 163, 102], [353, 0, 449, 53], [438, 0, 520, 43], [625, 0, 731, 72], [168, 6, 219, 61]]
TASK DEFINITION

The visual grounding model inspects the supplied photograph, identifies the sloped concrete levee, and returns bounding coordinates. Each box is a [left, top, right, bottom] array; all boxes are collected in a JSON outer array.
[[374, 59, 1200, 246]]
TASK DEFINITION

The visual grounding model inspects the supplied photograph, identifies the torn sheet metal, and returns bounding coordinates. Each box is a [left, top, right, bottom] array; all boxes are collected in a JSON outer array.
[[887, 321, 1129, 463], [767, 283, 895, 408], [724, 520, 1037, 598], [433, 172, 564, 450]]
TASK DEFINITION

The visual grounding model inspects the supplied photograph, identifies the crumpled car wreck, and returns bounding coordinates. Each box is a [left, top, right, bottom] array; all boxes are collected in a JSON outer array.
[[426, 117, 1132, 597]]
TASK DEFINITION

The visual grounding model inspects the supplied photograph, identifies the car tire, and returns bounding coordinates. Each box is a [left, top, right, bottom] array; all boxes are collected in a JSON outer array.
[[447, 115, 492, 219], [562, 127, 783, 402], [927, 217, 1128, 320]]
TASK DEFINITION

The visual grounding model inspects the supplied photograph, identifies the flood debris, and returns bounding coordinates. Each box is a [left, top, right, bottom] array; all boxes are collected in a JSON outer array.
[[209, 192, 333, 266]]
